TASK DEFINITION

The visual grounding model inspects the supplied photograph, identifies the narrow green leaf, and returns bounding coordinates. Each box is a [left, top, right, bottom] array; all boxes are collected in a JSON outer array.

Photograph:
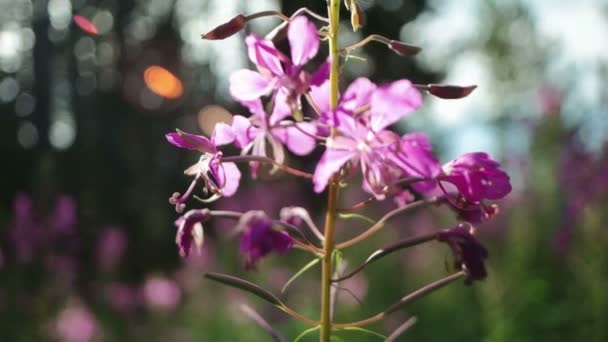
[[205, 272, 282, 306], [341, 327, 387, 340], [281, 258, 320, 293], [294, 326, 320, 342], [338, 212, 376, 224]]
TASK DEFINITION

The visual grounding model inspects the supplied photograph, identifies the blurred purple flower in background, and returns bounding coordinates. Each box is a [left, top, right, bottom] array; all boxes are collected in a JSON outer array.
[[55, 304, 98, 342], [96, 226, 128, 272], [142, 276, 182, 311]]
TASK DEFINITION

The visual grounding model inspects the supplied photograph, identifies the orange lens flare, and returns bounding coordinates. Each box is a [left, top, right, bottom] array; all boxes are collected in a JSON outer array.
[[144, 66, 184, 100], [73, 15, 99, 35]]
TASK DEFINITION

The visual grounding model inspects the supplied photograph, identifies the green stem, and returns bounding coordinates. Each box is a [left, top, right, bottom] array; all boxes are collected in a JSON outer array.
[[320, 1, 341, 341]]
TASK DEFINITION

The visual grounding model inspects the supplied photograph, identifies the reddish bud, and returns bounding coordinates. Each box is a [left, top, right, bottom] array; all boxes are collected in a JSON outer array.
[[202, 14, 247, 40], [73, 15, 98, 35], [427, 84, 477, 99], [388, 40, 422, 56]]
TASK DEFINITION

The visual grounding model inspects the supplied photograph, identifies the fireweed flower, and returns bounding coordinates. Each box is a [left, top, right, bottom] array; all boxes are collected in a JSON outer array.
[[312, 78, 423, 199], [166, 130, 241, 211], [174, 209, 210, 258], [212, 95, 316, 177], [437, 224, 488, 284], [440, 152, 512, 203], [236, 211, 293, 269], [229, 16, 328, 108]]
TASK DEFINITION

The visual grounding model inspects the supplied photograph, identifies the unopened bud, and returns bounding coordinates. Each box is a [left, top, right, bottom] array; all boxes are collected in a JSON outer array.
[[202, 14, 247, 40], [388, 40, 422, 56], [427, 84, 477, 99], [350, 1, 365, 32]]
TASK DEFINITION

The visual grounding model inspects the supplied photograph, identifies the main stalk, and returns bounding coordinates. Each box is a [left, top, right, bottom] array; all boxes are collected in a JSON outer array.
[[320, 0, 341, 341]]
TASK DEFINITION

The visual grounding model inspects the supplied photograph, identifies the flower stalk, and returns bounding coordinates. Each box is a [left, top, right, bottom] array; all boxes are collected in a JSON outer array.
[[319, 0, 342, 341]]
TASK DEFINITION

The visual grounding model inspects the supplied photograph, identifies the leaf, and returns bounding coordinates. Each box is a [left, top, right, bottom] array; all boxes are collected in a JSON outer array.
[[341, 327, 387, 340], [294, 326, 320, 342], [205, 272, 282, 306], [338, 212, 375, 224], [281, 258, 320, 293], [239, 304, 287, 342]]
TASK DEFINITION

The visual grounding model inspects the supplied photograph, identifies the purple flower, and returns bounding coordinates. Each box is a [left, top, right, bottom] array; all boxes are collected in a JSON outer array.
[[166, 130, 241, 211], [174, 209, 210, 258], [55, 305, 98, 342], [96, 226, 128, 272], [387, 132, 442, 193], [47, 194, 78, 235], [237, 211, 293, 269], [212, 96, 316, 177], [312, 79, 423, 198], [229, 16, 327, 108], [440, 152, 512, 203], [437, 225, 488, 284], [142, 276, 181, 311]]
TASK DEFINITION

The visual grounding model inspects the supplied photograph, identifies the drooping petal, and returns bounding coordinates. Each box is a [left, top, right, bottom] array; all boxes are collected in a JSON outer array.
[[166, 130, 216, 154], [174, 209, 210, 257], [370, 79, 422, 131], [313, 148, 357, 193], [272, 122, 317, 156], [437, 225, 488, 284], [218, 162, 241, 197], [211, 122, 235, 146], [245, 34, 284, 76], [229, 69, 275, 102], [288, 16, 320, 66]]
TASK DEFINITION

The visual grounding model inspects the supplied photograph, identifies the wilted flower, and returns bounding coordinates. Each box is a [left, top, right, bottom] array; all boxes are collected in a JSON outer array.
[[174, 209, 210, 258], [237, 211, 293, 269], [437, 225, 488, 284], [166, 130, 241, 210]]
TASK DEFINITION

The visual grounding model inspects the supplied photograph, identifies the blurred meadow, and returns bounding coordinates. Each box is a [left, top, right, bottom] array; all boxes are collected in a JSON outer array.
[[1, 0, 607, 341]]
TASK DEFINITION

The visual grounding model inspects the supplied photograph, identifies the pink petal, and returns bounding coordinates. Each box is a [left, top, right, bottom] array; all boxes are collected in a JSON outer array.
[[309, 80, 331, 114], [166, 131, 216, 154], [73, 15, 98, 35], [219, 162, 241, 197], [245, 34, 284, 76], [310, 58, 330, 86], [269, 91, 292, 125], [273, 122, 317, 156], [342, 77, 377, 111], [231, 115, 257, 148], [229, 69, 274, 102], [370, 79, 422, 131], [288, 16, 320, 66], [313, 149, 356, 193], [211, 122, 235, 146]]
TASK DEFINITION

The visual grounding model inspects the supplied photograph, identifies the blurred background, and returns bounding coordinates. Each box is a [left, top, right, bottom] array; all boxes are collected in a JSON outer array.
[[1, 0, 607, 341]]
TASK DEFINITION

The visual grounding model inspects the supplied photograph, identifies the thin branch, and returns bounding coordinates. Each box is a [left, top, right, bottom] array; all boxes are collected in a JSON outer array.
[[336, 197, 441, 249], [223, 155, 313, 179]]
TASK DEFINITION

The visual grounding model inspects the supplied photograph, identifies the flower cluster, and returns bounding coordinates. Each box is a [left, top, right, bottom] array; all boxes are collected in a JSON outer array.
[[165, 8, 512, 339]]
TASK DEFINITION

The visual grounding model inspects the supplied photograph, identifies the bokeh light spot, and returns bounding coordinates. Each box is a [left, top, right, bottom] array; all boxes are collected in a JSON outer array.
[[17, 121, 38, 149], [143, 66, 183, 99], [197, 105, 232, 136]]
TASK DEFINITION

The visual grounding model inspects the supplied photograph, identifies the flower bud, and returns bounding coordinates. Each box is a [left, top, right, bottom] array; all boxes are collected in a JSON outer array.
[[202, 14, 247, 40], [388, 40, 422, 56], [427, 84, 477, 99], [349, 1, 366, 32]]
